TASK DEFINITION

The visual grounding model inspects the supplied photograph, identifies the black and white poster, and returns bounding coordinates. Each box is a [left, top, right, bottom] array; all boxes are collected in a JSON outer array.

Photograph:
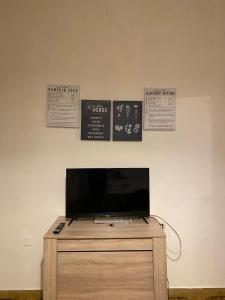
[[113, 101, 142, 141], [144, 88, 176, 130], [47, 85, 80, 128], [81, 100, 111, 141]]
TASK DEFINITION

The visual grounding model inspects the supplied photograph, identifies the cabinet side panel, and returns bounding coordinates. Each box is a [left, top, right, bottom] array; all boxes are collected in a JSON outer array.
[[153, 238, 168, 300], [43, 239, 57, 300], [57, 251, 153, 300]]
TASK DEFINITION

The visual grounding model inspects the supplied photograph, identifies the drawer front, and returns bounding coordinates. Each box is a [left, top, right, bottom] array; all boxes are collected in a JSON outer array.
[[57, 251, 153, 300], [58, 238, 152, 252]]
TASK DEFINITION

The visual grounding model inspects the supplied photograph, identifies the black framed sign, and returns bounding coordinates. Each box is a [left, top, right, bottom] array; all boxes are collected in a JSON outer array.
[[81, 100, 111, 141], [113, 101, 142, 141]]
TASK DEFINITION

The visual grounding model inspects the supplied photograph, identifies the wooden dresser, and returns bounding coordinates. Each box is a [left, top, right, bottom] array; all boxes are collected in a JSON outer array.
[[43, 216, 167, 300]]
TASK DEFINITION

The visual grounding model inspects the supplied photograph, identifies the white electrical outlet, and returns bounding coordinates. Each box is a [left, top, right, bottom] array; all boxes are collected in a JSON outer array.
[[24, 236, 34, 246]]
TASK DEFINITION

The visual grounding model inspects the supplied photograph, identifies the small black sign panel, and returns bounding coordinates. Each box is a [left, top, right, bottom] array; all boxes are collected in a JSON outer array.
[[113, 101, 142, 141], [81, 100, 111, 141]]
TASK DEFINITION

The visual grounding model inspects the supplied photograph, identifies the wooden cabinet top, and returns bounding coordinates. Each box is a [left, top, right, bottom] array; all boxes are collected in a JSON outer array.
[[44, 216, 165, 240]]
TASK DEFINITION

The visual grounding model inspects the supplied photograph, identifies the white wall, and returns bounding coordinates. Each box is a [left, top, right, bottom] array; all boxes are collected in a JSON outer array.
[[0, 0, 225, 289]]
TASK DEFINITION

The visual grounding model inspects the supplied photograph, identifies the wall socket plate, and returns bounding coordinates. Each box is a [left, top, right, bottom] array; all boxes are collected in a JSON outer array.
[[23, 236, 34, 246]]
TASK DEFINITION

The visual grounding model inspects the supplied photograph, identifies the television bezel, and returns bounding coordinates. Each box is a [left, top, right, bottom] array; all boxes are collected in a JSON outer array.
[[65, 167, 150, 219]]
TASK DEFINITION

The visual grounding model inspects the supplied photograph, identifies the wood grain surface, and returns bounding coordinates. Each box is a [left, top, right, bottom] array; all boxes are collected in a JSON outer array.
[[58, 238, 153, 251], [57, 251, 153, 300], [44, 216, 165, 240]]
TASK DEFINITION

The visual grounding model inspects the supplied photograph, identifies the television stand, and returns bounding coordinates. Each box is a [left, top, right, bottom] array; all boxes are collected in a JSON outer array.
[[67, 218, 78, 226], [43, 216, 167, 300], [142, 217, 149, 224]]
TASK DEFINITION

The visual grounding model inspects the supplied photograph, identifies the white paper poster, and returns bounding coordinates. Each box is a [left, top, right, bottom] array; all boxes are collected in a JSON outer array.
[[144, 88, 176, 131], [47, 85, 80, 128]]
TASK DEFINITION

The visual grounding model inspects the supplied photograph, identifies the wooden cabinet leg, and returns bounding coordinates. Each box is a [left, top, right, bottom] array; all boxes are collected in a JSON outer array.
[[43, 239, 57, 300], [153, 238, 168, 300]]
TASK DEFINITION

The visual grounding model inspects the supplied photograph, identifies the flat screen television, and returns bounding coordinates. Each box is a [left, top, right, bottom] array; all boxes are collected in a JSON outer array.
[[66, 168, 149, 218]]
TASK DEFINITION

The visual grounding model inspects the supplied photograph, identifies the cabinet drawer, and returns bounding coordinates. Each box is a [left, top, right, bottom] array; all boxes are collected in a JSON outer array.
[[57, 251, 153, 300], [58, 238, 152, 252]]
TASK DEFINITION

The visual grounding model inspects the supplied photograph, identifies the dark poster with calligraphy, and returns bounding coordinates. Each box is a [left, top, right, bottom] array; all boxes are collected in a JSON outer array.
[[113, 101, 142, 141], [81, 100, 111, 141]]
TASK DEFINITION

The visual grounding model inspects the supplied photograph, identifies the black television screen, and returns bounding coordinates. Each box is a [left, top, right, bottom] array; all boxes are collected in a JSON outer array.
[[66, 168, 149, 218]]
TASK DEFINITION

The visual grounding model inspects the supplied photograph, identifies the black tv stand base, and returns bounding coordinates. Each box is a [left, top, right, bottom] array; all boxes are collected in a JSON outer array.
[[142, 217, 149, 224], [68, 217, 149, 225], [68, 218, 77, 226]]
